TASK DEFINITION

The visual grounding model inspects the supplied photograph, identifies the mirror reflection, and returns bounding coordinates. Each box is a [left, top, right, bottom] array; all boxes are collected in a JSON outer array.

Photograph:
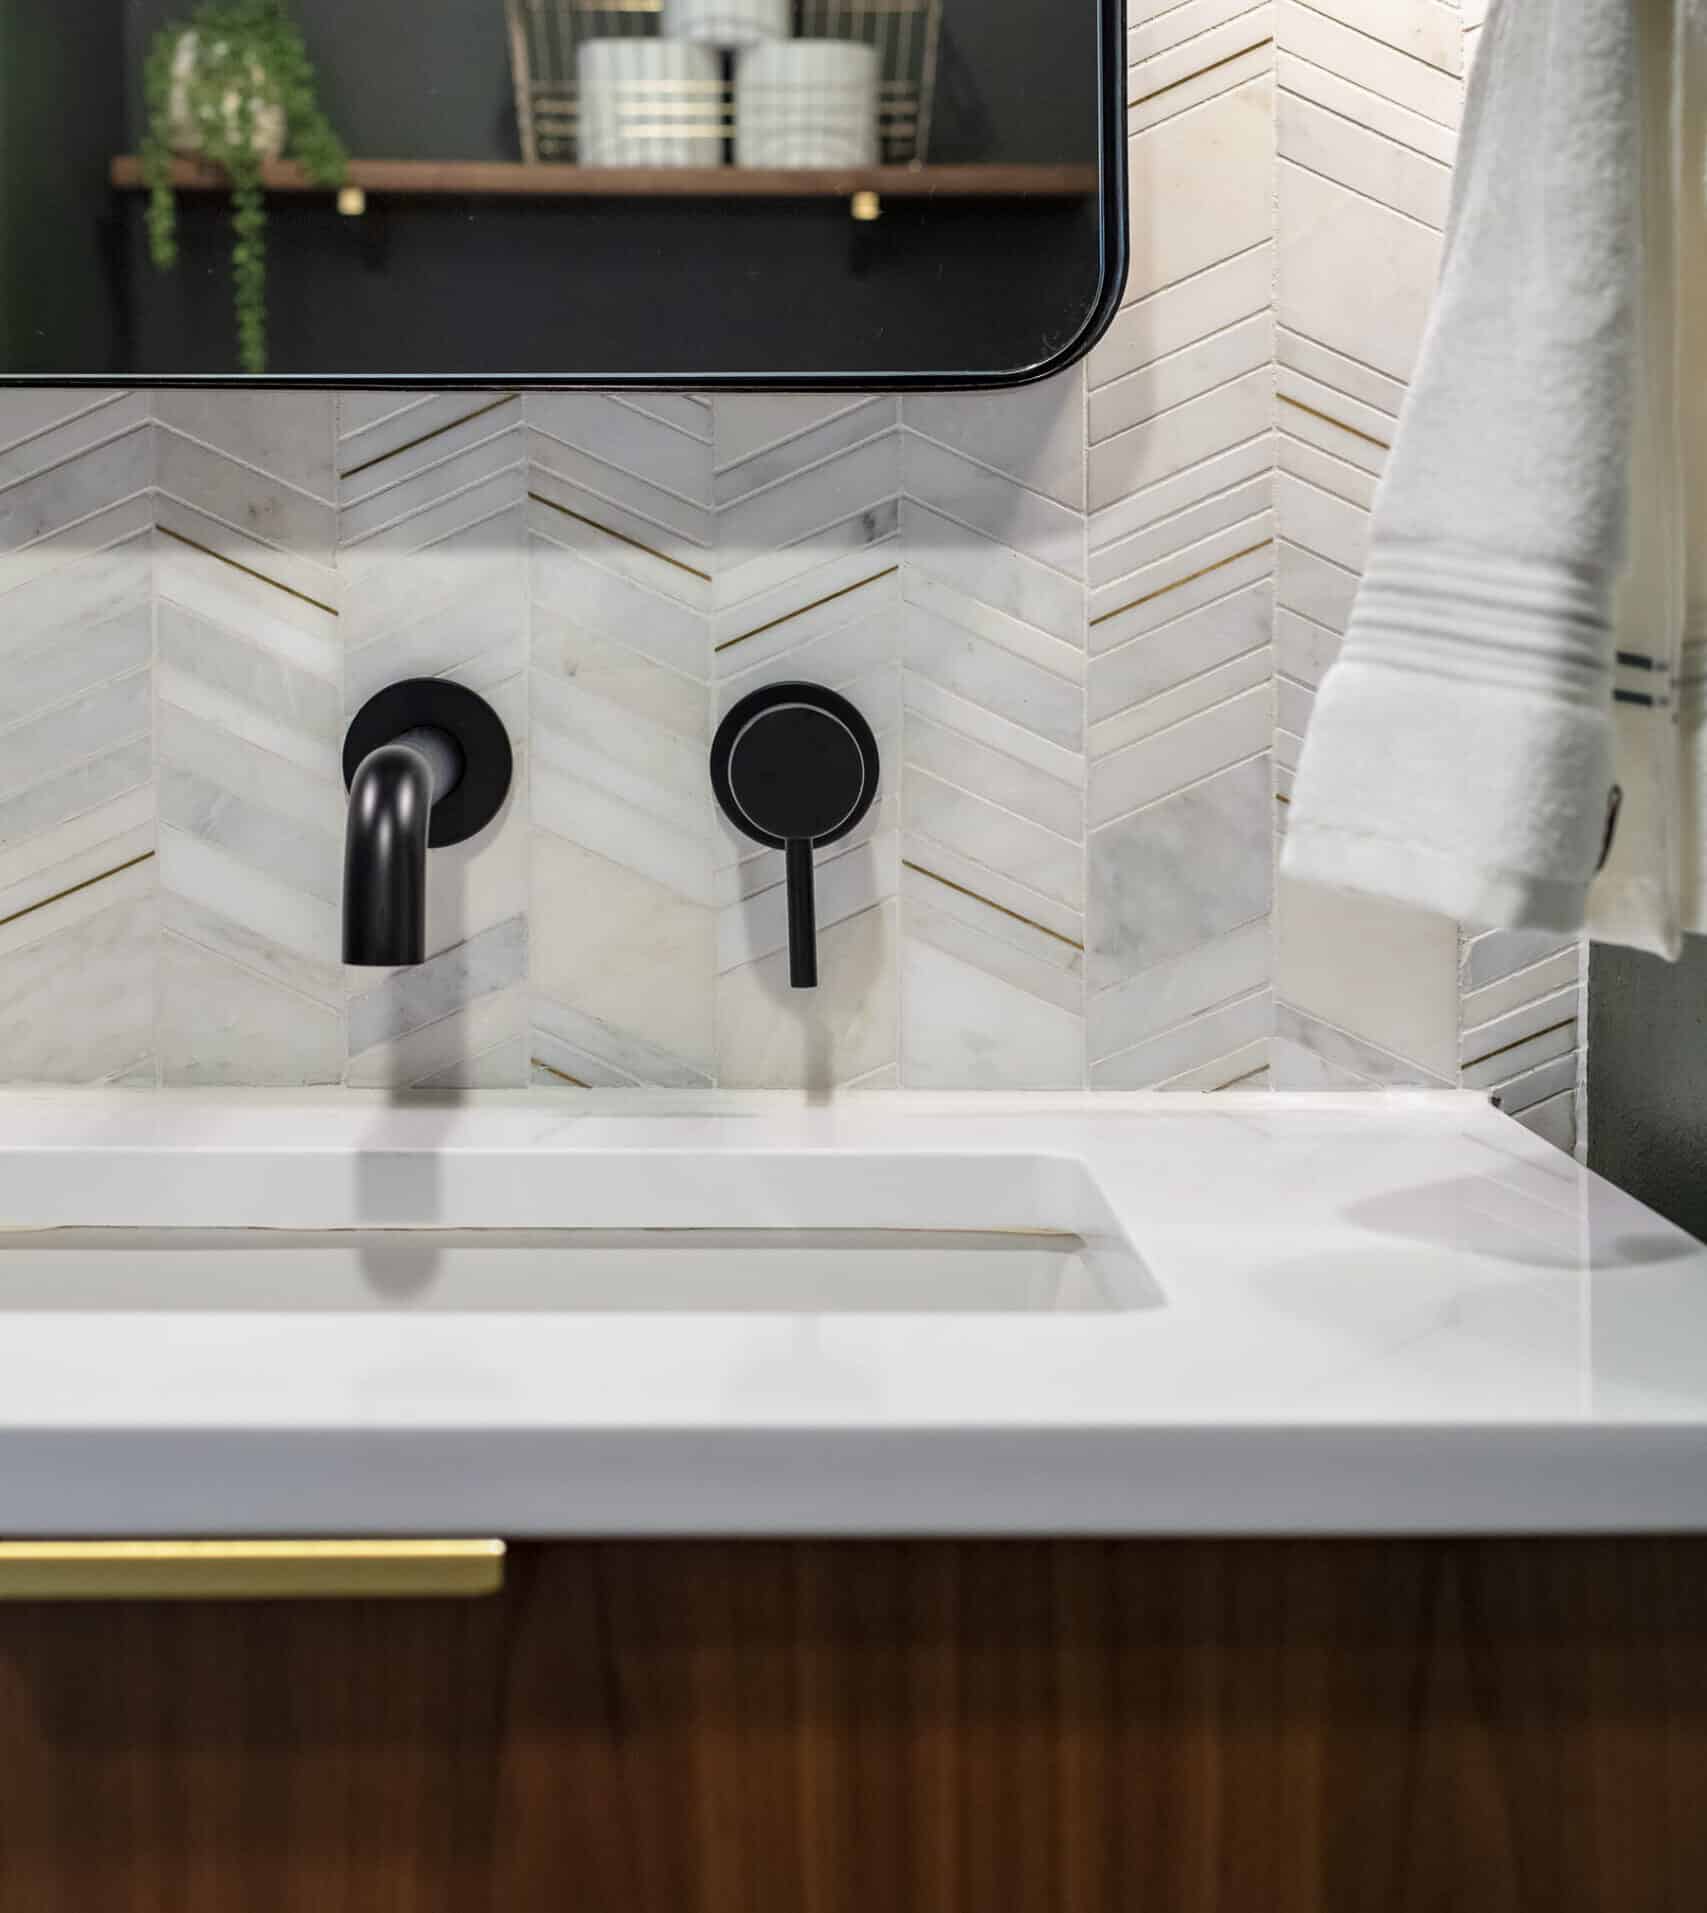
[[4, 0, 1115, 383]]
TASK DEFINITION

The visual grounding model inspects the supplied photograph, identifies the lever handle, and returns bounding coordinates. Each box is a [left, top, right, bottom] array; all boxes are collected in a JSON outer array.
[[710, 683, 880, 992], [785, 837, 818, 989]]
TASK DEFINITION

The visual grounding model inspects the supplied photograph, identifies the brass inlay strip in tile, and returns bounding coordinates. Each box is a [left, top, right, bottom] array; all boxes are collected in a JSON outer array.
[[1214, 1063, 1270, 1092], [1463, 1017, 1578, 1073], [528, 491, 712, 583], [0, 850, 154, 935], [338, 396, 515, 480], [715, 565, 899, 654], [903, 860, 1084, 952], [1129, 37, 1274, 110], [532, 1058, 592, 1088], [1090, 540, 1273, 628], [1278, 393, 1392, 451], [157, 525, 339, 616]]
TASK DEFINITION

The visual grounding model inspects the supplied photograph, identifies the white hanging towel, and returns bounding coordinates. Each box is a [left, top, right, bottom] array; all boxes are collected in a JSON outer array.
[[1282, 0, 1707, 958]]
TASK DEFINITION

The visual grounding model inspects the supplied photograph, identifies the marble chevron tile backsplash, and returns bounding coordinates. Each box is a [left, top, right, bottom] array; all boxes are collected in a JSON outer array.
[[0, 0, 1579, 1142]]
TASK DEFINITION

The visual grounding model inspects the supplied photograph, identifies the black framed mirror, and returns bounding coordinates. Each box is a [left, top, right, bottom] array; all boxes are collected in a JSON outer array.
[[0, 0, 1126, 389]]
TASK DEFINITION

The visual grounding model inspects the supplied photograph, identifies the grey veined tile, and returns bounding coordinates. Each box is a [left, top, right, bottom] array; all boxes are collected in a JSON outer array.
[[1088, 754, 1272, 989]]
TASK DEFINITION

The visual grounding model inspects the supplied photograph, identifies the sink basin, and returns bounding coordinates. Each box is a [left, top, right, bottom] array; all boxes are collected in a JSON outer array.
[[0, 1133, 1156, 1313], [0, 1225, 1143, 1313]]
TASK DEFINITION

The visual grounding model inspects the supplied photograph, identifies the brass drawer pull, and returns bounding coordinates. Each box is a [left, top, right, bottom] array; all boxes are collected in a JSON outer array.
[[0, 1540, 505, 1601]]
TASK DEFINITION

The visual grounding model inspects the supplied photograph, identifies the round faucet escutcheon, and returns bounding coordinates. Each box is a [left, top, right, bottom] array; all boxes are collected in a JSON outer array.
[[343, 679, 513, 848], [710, 682, 880, 990]]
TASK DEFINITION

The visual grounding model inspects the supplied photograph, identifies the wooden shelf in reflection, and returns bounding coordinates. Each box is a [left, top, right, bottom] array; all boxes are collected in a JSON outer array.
[[109, 157, 1097, 200]]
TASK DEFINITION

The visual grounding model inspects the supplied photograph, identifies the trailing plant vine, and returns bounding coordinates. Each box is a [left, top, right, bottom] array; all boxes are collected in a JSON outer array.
[[141, 0, 346, 373]]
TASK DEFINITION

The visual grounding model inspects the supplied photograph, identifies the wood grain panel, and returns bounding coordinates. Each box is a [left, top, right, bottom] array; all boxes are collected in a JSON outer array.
[[1, 1540, 1706, 1910]]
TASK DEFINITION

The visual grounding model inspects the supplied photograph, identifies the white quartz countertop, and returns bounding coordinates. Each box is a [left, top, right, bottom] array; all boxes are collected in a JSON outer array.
[[1, 1088, 1705, 1537]]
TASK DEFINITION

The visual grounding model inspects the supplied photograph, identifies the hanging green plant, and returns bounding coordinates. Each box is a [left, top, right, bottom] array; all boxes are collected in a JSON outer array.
[[141, 0, 347, 374]]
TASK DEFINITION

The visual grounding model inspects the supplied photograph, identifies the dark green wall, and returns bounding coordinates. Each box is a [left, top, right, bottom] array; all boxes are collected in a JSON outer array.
[[1589, 943, 1707, 1244], [4, 1, 126, 372]]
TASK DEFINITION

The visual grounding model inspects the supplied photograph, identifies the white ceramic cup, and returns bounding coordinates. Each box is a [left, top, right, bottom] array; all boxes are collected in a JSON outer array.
[[576, 39, 725, 168], [735, 41, 880, 168], [662, 0, 791, 49]]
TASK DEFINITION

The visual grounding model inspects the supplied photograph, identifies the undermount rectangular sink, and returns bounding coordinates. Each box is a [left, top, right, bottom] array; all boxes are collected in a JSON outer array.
[[0, 1225, 1141, 1314], [0, 1136, 1157, 1314]]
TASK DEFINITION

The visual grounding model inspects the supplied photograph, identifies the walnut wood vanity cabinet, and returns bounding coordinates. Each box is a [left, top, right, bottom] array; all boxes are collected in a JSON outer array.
[[0, 1538, 1704, 1911]]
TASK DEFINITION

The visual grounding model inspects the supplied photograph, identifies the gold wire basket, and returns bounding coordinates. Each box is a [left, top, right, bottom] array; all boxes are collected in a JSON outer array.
[[505, 0, 943, 165]]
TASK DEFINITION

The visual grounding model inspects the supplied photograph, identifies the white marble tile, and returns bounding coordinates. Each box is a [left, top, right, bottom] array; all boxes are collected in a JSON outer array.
[[1278, 878, 1461, 1078], [160, 766, 340, 905], [1090, 315, 1272, 448], [1092, 645, 1272, 765], [717, 901, 897, 1089], [1275, 1000, 1452, 1089], [1091, 988, 1272, 1089], [1090, 475, 1272, 593], [1089, 509, 1273, 626], [1089, 435, 1273, 560], [1128, 79, 1274, 298], [1090, 683, 1270, 826], [0, 670, 150, 803], [529, 436, 713, 559], [902, 502, 1085, 650], [1277, 2, 1462, 123], [1090, 370, 1272, 514], [1275, 472, 1370, 574], [719, 831, 897, 973], [0, 890, 155, 1084], [348, 917, 528, 1052], [1089, 915, 1270, 1063], [0, 396, 150, 496], [532, 830, 715, 1080], [1278, 163, 1445, 385], [1091, 580, 1271, 723], [161, 932, 342, 1087], [1088, 754, 1272, 985], [903, 937, 1084, 1090], [715, 399, 895, 507], [531, 992, 712, 1090], [529, 394, 714, 507], [903, 371, 1086, 512], [907, 771, 1082, 912], [906, 714, 1082, 840], [0, 426, 153, 554], [902, 434, 1085, 580], [159, 827, 339, 967], [1279, 92, 1452, 231], [158, 390, 336, 500], [344, 985, 527, 1089], [1092, 243, 1273, 392]]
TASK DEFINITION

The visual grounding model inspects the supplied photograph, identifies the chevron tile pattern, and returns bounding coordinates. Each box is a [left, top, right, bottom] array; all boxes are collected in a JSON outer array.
[[711, 395, 902, 1089], [0, 393, 155, 1084], [337, 391, 531, 1089], [1082, 2, 1276, 1093], [899, 373, 1087, 1088], [0, 21, 1588, 1141], [529, 393, 715, 1089], [155, 392, 344, 1085]]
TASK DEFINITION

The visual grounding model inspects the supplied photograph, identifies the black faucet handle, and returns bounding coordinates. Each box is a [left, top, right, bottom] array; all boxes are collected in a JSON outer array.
[[711, 683, 881, 990]]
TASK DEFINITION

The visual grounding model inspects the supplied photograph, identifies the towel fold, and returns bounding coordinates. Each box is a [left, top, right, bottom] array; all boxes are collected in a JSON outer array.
[[1283, 0, 1707, 957]]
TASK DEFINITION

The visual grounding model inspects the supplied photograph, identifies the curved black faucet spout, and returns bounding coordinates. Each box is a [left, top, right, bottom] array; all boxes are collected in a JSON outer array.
[[342, 729, 460, 967]]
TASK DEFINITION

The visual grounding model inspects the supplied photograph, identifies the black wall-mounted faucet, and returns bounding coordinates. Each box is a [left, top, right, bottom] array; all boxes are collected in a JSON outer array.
[[711, 682, 880, 990], [342, 679, 512, 967]]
